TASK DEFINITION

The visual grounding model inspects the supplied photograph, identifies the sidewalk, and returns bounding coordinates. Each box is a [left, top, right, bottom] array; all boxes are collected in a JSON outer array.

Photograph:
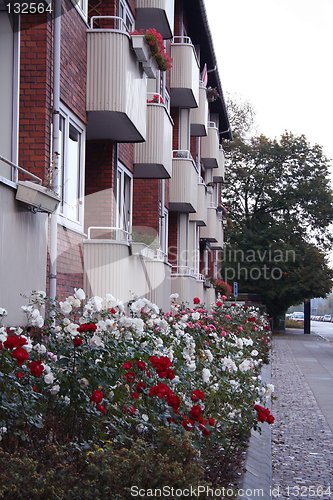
[[271, 330, 333, 499]]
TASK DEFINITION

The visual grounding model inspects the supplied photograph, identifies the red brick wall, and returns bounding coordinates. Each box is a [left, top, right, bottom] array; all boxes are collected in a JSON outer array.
[[119, 143, 134, 173], [19, 15, 52, 182], [168, 211, 178, 265], [133, 179, 159, 233], [60, 0, 87, 123], [56, 226, 84, 299], [85, 140, 115, 231], [171, 109, 179, 150]]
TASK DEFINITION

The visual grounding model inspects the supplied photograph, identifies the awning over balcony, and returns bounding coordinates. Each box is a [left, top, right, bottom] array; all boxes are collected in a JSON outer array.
[[135, 0, 174, 39], [86, 17, 147, 142]]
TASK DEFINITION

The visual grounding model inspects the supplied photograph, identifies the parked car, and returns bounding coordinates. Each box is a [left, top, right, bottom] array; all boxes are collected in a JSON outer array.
[[290, 312, 304, 322], [323, 314, 331, 322]]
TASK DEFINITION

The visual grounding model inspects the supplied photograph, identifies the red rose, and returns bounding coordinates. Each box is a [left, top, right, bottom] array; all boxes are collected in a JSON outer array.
[[123, 361, 132, 370], [131, 392, 140, 400], [136, 360, 146, 370], [29, 360, 44, 377], [189, 404, 202, 422], [96, 403, 107, 414], [199, 424, 210, 436], [109, 308, 117, 314], [191, 389, 205, 402], [166, 394, 181, 412], [216, 301, 223, 307], [208, 417, 216, 426], [193, 297, 200, 304], [125, 371, 136, 384], [90, 389, 104, 404], [181, 417, 194, 431], [12, 347, 29, 366], [4, 335, 27, 350], [73, 336, 83, 347], [136, 381, 147, 393], [16, 371, 24, 380]]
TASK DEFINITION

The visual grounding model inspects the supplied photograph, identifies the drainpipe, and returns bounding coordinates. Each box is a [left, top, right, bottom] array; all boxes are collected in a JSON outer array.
[[160, 179, 165, 252], [49, 0, 61, 301]]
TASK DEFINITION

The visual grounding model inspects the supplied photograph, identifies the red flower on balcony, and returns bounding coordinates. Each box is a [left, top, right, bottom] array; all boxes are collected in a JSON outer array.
[[131, 28, 172, 71]]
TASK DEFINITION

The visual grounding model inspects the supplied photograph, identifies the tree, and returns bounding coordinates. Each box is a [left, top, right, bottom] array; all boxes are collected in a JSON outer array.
[[221, 100, 333, 323]]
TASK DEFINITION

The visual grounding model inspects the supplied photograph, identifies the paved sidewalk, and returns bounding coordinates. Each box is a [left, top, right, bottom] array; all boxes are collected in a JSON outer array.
[[271, 331, 333, 499]]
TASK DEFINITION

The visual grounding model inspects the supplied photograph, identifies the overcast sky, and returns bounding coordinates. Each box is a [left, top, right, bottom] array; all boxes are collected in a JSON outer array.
[[205, 0, 333, 164]]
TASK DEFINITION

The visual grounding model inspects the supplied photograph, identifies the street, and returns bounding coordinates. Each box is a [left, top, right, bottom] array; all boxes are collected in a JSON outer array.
[[311, 320, 333, 340]]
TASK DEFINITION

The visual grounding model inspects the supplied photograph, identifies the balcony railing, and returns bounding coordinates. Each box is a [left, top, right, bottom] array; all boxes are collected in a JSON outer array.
[[190, 82, 208, 137], [201, 121, 219, 168], [135, 0, 174, 39], [87, 226, 131, 244], [134, 93, 173, 179], [213, 145, 226, 183], [170, 36, 199, 108], [86, 16, 147, 142], [169, 150, 198, 212]]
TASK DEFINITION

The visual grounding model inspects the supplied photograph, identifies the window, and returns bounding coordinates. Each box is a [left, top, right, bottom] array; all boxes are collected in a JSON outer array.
[[116, 163, 132, 237], [58, 107, 85, 230], [118, 0, 134, 32], [72, 0, 88, 20]]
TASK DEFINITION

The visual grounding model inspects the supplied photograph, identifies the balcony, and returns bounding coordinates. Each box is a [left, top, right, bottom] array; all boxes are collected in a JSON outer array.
[[170, 37, 199, 108], [171, 266, 204, 303], [200, 206, 218, 242], [169, 151, 198, 212], [201, 122, 219, 168], [189, 177, 207, 226], [190, 83, 208, 136], [83, 228, 171, 308], [86, 17, 147, 142], [134, 94, 173, 178], [213, 145, 226, 183], [135, 0, 174, 39], [210, 217, 224, 250]]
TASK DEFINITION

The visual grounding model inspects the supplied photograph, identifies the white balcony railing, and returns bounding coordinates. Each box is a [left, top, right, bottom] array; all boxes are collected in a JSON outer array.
[[87, 226, 131, 244], [190, 82, 208, 137], [170, 36, 199, 108], [201, 121, 219, 168], [87, 16, 147, 142], [169, 151, 198, 212]]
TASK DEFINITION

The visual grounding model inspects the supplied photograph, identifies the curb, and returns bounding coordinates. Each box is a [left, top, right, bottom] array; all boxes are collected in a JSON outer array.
[[237, 363, 272, 500]]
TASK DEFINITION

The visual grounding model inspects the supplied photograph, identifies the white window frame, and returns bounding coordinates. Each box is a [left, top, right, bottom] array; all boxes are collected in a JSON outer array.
[[118, 0, 135, 32], [116, 162, 133, 236], [159, 204, 169, 255], [72, 0, 88, 22], [57, 105, 85, 232]]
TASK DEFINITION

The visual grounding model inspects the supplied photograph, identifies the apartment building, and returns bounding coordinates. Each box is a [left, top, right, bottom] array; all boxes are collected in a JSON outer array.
[[0, 0, 231, 323]]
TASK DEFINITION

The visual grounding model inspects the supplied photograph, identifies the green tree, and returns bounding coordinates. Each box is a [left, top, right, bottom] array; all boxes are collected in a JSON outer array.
[[221, 101, 333, 323]]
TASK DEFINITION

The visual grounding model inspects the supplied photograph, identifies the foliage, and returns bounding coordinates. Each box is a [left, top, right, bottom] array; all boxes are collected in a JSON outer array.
[[0, 430, 207, 499], [285, 319, 304, 329], [222, 98, 333, 318], [210, 278, 232, 297]]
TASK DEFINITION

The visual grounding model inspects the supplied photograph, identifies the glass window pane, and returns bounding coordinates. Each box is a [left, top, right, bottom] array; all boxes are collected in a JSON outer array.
[[65, 123, 81, 221]]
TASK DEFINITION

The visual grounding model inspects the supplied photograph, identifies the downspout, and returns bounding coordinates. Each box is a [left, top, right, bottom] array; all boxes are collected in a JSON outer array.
[[160, 179, 165, 252], [49, 0, 61, 301]]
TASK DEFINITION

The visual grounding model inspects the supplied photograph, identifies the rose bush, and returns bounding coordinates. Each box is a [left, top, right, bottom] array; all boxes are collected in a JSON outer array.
[[0, 290, 273, 456]]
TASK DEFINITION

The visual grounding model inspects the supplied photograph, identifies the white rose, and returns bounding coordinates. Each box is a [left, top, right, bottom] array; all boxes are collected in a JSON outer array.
[[59, 301, 72, 315], [251, 349, 259, 357], [50, 384, 60, 395], [192, 312, 200, 321], [90, 334, 105, 348], [44, 372, 55, 385], [202, 368, 211, 383], [74, 288, 86, 301]]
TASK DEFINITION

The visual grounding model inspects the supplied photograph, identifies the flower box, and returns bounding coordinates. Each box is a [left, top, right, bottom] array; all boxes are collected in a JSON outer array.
[[16, 180, 60, 214], [131, 34, 151, 63]]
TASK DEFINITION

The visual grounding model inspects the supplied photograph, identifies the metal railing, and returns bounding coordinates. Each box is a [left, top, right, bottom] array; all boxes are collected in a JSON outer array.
[[146, 93, 165, 105], [89, 16, 127, 32], [171, 266, 197, 279], [207, 121, 218, 129], [172, 35, 193, 45], [0, 154, 42, 185], [87, 226, 131, 243]]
